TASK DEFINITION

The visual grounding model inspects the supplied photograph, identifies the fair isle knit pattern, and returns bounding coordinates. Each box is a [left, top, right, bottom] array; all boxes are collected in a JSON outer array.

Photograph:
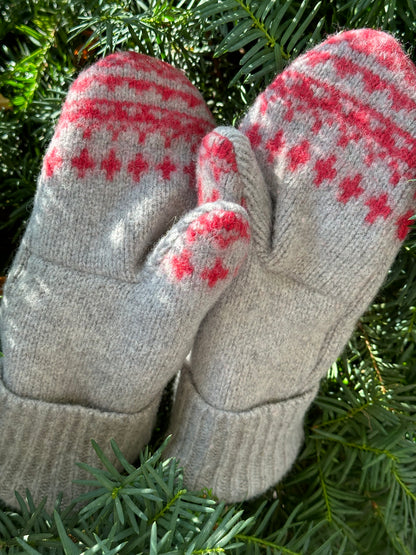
[[0, 52, 250, 509], [166, 29, 416, 502]]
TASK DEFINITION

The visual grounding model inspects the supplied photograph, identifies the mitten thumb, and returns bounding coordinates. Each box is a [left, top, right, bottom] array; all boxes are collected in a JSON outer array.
[[198, 126, 272, 255], [143, 128, 252, 301]]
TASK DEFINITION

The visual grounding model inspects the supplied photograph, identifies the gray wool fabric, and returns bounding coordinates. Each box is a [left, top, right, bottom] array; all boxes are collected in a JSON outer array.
[[0, 52, 250, 509], [166, 29, 416, 502]]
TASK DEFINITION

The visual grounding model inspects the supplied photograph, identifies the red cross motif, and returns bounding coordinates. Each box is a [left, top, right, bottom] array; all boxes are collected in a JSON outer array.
[[387, 159, 401, 186], [212, 135, 237, 167], [201, 258, 228, 288], [259, 93, 268, 115], [128, 153, 149, 182], [314, 155, 337, 186], [337, 175, 364, 203], [245, 123, 262, 148], [103, 74, 120, 92], [43, 147, 63, 178], [208, 134, 238, 181], [101, 149, 122, 181], [71, 148, 96, 178], [365, 193, 392, 223], [288, 140, 311, 171], [396, 210, 414, 240], [171, 249, 194, 280], [266, 130, 285, 162], [156, 157, 177, 180]]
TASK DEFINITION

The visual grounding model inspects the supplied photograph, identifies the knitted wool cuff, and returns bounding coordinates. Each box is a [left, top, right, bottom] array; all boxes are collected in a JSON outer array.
[[0, 366, 156, 509], [167, 365, 318, 502]]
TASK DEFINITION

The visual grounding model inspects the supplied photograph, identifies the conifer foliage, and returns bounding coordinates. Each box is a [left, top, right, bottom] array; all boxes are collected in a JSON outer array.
[[1, 0, 416, 553]]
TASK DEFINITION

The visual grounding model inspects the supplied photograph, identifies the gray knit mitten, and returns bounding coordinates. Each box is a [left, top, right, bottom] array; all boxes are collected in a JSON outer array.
[[166, 29, 416, 501], [0, 52, 250, 509]]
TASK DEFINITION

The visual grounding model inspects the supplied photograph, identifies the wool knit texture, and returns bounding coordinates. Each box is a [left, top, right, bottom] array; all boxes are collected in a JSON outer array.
[[166, 29, 416, 502], [0, 51, 250, 509]]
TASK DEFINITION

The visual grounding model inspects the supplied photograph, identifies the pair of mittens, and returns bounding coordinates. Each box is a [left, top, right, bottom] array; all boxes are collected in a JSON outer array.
[[1, 28, 415, 509], [0, 52, 249, 509], [166, 29, 416, 501]]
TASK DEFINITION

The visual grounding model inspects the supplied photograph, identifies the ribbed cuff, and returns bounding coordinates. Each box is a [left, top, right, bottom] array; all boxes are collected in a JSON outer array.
[[166, 365, 318, 503], [0, 376, 158, 511]]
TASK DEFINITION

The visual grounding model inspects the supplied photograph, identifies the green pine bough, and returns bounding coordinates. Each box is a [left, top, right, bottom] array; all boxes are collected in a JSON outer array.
[[1, 0, 416, 553]]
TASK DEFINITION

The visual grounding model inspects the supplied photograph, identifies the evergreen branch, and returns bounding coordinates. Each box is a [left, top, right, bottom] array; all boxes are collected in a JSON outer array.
[[316, 443, 332, 523], [314, 398, 375, 428], [4, 11, 64, 111], [316, 434, 399, 462], [392, 466, 416, 503], [372, 496, 413, 555], [192, 549, 225, 554], [69, 1, 195, 62], [231, 0, 287, 58], [235, 534, 301, 554], [407, 306, 416, 338], [358, 322, 387, 394], [196, 0, 325, 85], [151, 488, 187, 523]]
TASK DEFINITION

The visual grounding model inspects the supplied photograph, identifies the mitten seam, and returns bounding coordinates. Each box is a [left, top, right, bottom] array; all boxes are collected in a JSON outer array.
[[0, 360, 161, 417], [19, 248, 141, 285], [185, 363, 319, 414]]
